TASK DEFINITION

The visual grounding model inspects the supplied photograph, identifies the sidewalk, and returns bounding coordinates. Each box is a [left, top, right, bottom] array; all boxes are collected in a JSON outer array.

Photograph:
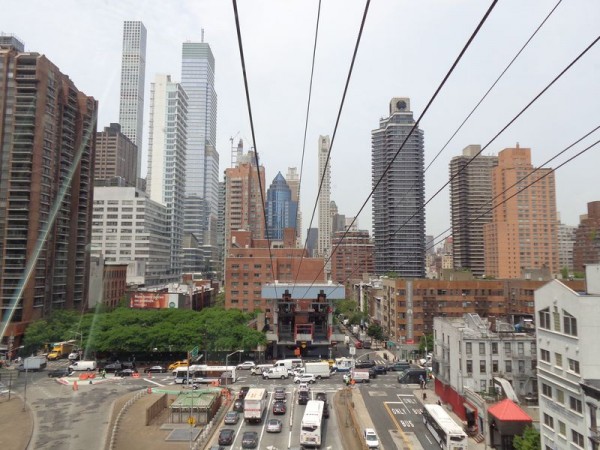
[[0, 394, 33, 450]]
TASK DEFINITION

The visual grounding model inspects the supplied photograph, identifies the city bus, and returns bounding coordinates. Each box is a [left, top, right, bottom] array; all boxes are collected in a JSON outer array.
[[173, 364, 237, 384], [299, 400, 325, 448], [422, 404, 468, 450]]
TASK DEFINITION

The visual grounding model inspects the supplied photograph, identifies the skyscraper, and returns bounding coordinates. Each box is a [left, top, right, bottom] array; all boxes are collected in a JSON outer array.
[[266, 172, 298, 241], [483, 146, 558, 278], [285, 167, 302, 246], [94, 123, 137, 187], [449, 145, 497, 277], [147, 74, 188, 276], [181, 41, 218, 249], [118, 21, 146, 179], [573, 201, 600, 272], [317, 135, 332, 277], [0, 39, 97, 342], [372, 98, 425, 277]]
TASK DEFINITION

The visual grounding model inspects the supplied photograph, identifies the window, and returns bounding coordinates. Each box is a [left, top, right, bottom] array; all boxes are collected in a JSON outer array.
[[543, 413, 554, 429], [570, 396, 582, 414], [539, 308, 550, 329], [572, 430, 584, 448], [540, 349, 550, 362], [480, 379, 487, 392], [466, 360, 473, 374], [542, 383, 552, 398], [480, 360, 486, 373], [568, 358, 580, 374], [492, 360, 499, 373], [555, 353, 562, 367], [558, 420, 566, 437], [556, 389, 564, 404], [517, 342, 524, 356], [553, 307, 561, 332], [563, 310, 577, 336], [491, 342, 498, 355], [505, 361, 512, 373], [518, 360, 525, 373], [504, 342, 512, 356], [466, 342, 472, 355], [479, 343, 486, 355]]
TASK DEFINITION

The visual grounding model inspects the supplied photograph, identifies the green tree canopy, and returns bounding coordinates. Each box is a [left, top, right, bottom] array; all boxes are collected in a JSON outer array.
[[367, 324, 384, 341], [334, 298, 358, 317], [513, 426, 541, 450]]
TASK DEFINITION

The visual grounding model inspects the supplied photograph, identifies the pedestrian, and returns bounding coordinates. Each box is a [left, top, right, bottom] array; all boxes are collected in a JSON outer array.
[[102, 369, 106, 379], [419, 374, 425, 389]]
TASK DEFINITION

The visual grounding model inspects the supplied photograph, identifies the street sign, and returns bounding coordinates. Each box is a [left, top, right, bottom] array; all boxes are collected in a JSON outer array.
[[349, 346, 356, 356], [191, 346, 199, 359]]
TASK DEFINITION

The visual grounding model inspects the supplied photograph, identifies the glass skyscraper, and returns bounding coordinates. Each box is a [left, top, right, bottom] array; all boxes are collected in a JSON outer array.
[[266, 172, 298, 241], [371, 97, 425, 277]]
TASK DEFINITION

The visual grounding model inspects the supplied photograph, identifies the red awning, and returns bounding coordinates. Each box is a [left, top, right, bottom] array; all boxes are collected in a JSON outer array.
[[488, 399, 532, 422]]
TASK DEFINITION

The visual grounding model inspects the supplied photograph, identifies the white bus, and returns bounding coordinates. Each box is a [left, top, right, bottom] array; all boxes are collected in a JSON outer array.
[[422, 404, 468, 450], [299, 400, 325, 448], [173, 364, 237, 384]]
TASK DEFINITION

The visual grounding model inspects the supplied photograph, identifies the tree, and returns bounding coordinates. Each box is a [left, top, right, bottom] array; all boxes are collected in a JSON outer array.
[[367, 324, 384, 341], [334, 299, 358, 317], [22, 310, 80, 354], [513, 426, 541, 450], [419, 334, 433, 353]]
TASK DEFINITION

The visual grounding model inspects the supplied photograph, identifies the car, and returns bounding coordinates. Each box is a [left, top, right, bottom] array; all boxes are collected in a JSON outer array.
[[144, 365, 167, 373], [297, 382, 310, 393], [224, 411, 239, 425], [298, 391, 309, 405], [218, 428, 235, 446], [266, 418, 283, 433], [208, 446, 226, 450], [389, 361, 411, 372], [364, 428, 379, 449], [47, 368, 72, 378], [241, 431, 259, 449], [236, 361, 256, 370], [233, 399, 244, 412], [354, 341, 363, 349], [273, 387, 287, 401], [294, 374, 316, 384], [368, 368, 377, 379], [103, 362, 123, 373], [315, 392, 329, 419], [68, 352, 80, 361], [355, 360, 376, 369], [272, 400, 286, 415], [373, 365, 387, 375], [116, 368, 138, 377], [168, 360, 188, 371], [362, 340, 372, 349], [238, 386, 250, 399]]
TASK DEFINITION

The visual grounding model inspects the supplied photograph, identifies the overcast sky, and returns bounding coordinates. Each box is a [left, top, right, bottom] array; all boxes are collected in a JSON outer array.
[[4, 0, 600, 243]]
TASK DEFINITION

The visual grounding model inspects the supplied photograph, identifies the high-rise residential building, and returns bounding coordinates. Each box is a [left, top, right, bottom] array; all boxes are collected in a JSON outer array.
[[0, 40, 97, 343], [285, 167, 302, 246], [557, 218, 576, 274], [266, 172, 297, 241], [372, 97, 425, 277], [118, 21, 146, 179], [94, 123, 137, 186], [147, 74, 188, 276], [483, 146, 558, 278], [535, 264, 600, 450], [181, 41, 219, 248], [91, 187, 171, 286], [306, 228, 318, 258], [317, 135, 332, 277], [573, 201, 600, 272], [449, 145, 497, 277], [331, 230, 373, 284], [223, 147, 265, 249]]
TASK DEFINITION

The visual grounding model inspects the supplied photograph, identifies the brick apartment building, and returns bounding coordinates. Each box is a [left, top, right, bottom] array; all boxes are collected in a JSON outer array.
[[573, 200, 600, 272], [331, 229, 373, 284]]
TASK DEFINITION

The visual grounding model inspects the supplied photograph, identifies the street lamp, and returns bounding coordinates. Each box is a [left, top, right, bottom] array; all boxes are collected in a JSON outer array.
[[225, 350, 243, 388]]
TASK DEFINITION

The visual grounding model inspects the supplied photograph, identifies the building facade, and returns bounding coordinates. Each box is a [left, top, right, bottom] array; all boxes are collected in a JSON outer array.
[[0, 41, 97, 342], [88, 255, 128, 309], [535, 264, 600, 450], [285, 167, 302, 246], [449, 145, 497, 277], [557, 219, 576, 274], [331, 230, 373, 284], [266, 172, 297, 241], [573, 201, 600, 272], [372, 97, 425, 277], [118, 20, 146, 179], [147, 74, 188, 277], [94, 123, 137, 187], [317, 135, 332, 278], [91, 187, 172, 286], [483, 146, 558, 278]]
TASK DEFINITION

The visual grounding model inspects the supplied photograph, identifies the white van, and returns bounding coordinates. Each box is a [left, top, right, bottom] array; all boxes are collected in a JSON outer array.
[[69, 360, 97, 371], [273, 359, 302, 371], [262, 367, 290, 380]]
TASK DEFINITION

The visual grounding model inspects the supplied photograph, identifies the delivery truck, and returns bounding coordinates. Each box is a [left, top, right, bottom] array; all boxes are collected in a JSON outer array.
[[304, 361, 331, 379], [243, 388, 268, 423], [23, 356, 47, 371], [48, 341, 76, 360]]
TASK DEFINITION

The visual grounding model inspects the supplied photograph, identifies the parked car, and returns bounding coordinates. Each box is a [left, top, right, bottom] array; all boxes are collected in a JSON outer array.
[[236, 361, 256, 370], [298, 391, 310, 405], [224, 411, 239, 425], [294, 374, 316, 384], [272, 401, 286, 415], [364, 428, 380, 449], [144, 365, 167, 373], [218, 428, 235, 446], [48, 368, 72, 378], [241, 431, 259, 449], [273, 387, 287, 401], [373, 365, 387, 375], [362, 340, 372, 349], [266, 418, 283, 433], [116, 368, 138, 377], [355, 360, 375, 369], [233, 399, 244, 412], [238, 386, 250, 399], [103, 362, 124, 373]]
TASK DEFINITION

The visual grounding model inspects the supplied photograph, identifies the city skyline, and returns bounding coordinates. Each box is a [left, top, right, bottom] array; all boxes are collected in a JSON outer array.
[[2, 0, 599, 243]]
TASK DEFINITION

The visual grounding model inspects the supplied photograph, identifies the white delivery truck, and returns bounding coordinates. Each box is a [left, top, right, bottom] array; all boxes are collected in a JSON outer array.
[[250, 364, 273, 376], [244, 388, 268, 423], [350, 369, 370, 383], [272, 358, 302, 371], [262, 367, 290, 380], [69, 360, 97, 371], [23, 356, 47, 371], [304, 361, 331, 379]]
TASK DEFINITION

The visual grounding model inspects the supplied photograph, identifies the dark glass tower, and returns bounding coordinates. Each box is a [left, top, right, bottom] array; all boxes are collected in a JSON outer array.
[[266, 172, 298, 240]]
